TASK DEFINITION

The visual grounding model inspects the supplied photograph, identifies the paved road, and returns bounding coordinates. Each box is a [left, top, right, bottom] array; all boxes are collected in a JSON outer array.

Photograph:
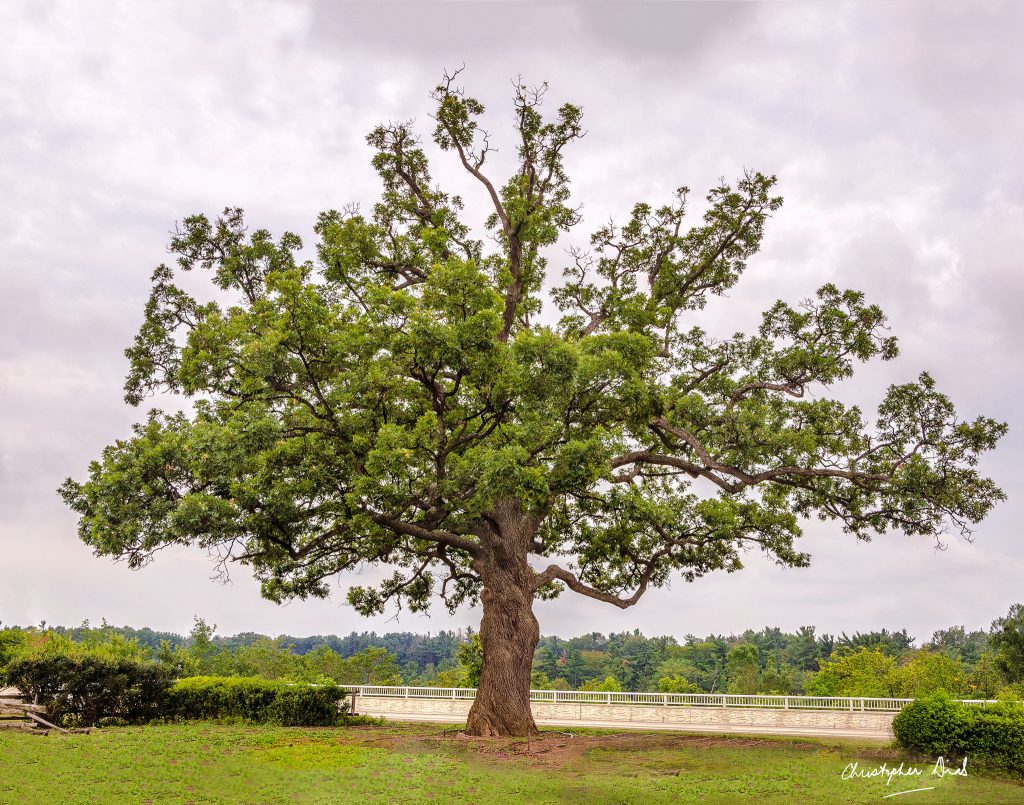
[[356, 709, 893, 742]]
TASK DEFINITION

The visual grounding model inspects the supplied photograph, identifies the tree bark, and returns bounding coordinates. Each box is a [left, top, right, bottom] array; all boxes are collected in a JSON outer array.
[[464, 501, 540, 737]]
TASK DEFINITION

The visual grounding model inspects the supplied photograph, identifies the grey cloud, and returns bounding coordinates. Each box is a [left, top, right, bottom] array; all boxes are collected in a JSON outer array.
[[0, 0, 1021, 639]]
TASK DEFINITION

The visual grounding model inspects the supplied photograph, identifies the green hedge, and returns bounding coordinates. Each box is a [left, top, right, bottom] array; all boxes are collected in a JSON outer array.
[[5, 655, 174, 726], [893, 693, 1024, 775], [166, 676, 347, 726]]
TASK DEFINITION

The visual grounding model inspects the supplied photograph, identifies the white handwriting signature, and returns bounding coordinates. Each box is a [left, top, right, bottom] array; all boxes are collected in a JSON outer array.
[[842, 756, 967, 786]]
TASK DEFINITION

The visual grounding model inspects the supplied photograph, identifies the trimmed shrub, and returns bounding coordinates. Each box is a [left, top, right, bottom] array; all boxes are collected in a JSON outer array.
[[892, 692, 968, 756], [269, 685, 346, 726], [5, 655, 174, 726], [166, 676, 347, 726], [893, 692, 1024, 775]]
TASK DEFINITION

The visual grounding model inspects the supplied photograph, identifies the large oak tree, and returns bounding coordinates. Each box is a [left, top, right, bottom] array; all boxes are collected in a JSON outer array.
[[62, 73, 1006, 736]]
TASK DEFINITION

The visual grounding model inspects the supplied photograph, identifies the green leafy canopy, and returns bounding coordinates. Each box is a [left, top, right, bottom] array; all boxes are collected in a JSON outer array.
[[61, 70, 1006, 618]]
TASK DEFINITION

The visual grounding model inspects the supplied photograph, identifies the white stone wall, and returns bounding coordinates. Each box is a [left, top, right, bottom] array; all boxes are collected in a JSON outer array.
[[352, 695, 896, 739], [357, 696, 473, 718]]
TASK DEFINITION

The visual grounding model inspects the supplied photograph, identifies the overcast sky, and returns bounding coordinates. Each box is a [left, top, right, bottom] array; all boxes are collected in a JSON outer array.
[[1, 1, 1021, 643]]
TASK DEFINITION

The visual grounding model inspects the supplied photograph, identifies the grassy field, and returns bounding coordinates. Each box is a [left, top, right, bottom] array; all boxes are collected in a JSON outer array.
[[2, 722, 1022, 804]]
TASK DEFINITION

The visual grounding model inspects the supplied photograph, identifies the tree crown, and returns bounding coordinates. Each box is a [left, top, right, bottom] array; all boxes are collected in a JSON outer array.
[[62, 71, 1007, 617]]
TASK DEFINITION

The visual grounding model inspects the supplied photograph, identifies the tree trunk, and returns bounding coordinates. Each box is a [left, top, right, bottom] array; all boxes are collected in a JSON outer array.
[[464, 501, 540, 737]]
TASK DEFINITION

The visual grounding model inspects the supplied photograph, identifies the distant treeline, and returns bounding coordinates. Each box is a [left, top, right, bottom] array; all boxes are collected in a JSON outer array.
[[3, 603, 1022, 700], [32, 621, 466, 678]]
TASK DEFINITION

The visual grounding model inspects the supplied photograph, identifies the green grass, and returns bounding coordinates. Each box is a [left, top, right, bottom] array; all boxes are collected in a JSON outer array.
[[2, 722, 1022, 804]]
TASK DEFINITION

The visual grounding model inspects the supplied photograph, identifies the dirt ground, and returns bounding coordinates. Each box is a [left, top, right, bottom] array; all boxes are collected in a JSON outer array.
[[340, 725, 902, 769]]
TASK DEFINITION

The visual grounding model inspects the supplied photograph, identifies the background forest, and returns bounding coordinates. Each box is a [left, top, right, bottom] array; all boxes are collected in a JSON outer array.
[[4, 602, 1023, 701]]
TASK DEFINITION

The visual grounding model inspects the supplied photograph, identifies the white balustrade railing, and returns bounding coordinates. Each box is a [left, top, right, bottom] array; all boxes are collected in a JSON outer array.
[[340, 685, 990, 712]]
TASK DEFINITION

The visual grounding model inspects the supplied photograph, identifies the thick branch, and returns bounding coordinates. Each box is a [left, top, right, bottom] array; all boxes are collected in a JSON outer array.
[[370, 512, 482, 558], [532, 563, 652, 609]]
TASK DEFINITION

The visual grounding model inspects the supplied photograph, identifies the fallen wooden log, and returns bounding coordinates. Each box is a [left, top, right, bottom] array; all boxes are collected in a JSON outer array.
[[25, 711, 72, 734], [0, 704, 46, 716], [0, 721, 42, 731]]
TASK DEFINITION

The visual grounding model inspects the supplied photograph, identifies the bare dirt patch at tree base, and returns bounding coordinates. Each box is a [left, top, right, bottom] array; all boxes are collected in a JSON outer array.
[[336, 725, 878, 770]]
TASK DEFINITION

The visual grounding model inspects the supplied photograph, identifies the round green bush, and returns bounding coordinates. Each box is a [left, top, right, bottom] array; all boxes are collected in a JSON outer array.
[[894, 692, 1024, 775]]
